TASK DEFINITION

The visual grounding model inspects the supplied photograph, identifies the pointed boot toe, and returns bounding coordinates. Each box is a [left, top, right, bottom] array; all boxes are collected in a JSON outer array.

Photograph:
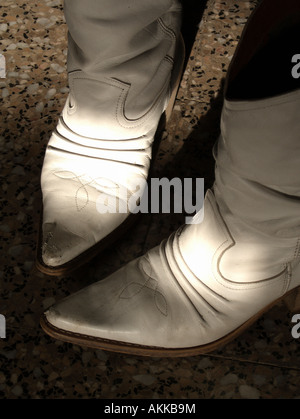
[[41, 221, 91, 268], [41, 244, 211, 356], [41, 190, 300, 356], [37, 160, 132, 274]]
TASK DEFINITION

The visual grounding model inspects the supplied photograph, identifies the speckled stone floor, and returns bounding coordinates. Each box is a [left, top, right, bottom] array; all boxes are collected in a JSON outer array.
[[1, 0, 300, 400]]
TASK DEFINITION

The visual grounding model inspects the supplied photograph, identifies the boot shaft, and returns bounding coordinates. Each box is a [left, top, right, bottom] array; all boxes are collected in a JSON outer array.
[[61, 0, 183, 139], [64, 0, 182, 120], [214, 0, 300, 239]]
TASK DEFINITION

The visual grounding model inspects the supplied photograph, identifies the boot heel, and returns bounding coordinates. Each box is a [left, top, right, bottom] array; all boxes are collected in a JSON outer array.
[[283, 287, 300, 312]]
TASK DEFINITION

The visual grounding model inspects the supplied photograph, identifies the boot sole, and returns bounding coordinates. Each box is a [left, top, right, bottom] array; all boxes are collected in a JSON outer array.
[[35, 35, 186, 277], [40, 285, 299, 357]]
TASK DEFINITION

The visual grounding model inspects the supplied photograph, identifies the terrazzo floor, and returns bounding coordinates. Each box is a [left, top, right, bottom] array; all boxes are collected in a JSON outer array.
[[1, 0, 300, 400]]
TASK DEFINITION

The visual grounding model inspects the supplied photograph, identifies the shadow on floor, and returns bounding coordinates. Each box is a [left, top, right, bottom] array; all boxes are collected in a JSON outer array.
[[180, 0, 208, 60]]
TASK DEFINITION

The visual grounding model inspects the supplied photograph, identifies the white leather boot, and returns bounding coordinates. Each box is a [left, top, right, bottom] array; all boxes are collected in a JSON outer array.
[[41, 0, 300, 356], [36, 0, 184, 275]]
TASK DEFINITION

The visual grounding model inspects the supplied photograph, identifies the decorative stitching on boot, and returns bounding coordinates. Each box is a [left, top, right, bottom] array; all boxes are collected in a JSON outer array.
[[118, 257, 168, 317], [53, 170, 121, 212], [158, 18, 176, 40], [293, 238, 300, 259]]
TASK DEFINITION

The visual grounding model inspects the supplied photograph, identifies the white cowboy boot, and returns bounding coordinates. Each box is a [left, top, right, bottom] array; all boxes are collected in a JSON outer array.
[[36, 0, 184, 276], [41, 0, 300, 356]]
